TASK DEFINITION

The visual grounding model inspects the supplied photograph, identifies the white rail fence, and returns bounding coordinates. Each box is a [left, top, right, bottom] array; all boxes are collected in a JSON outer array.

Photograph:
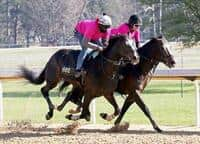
[[0, 82, 3, 124]]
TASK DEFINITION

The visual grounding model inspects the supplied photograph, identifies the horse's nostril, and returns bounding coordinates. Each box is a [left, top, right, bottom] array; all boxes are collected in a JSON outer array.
[[171, 60, 176, 65], [169, 60, 176, 67]]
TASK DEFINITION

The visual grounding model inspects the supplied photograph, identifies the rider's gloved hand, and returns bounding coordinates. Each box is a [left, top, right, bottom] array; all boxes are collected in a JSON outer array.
[[97, 46, 104, 51]]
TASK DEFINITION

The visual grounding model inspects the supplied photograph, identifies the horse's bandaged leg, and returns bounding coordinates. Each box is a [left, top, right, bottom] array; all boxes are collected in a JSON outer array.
[[70, 115, 80, 121], [106, 114, 115, 121]]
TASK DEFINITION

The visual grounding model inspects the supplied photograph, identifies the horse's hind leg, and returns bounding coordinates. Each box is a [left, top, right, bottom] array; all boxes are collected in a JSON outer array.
[[100, 93, 120, 121], [57, 91, 73, 111], [66, 94, 93, 121], [57, 86, 83, 113], [41, 82, 57, 120], [135, 94, 162, 132]]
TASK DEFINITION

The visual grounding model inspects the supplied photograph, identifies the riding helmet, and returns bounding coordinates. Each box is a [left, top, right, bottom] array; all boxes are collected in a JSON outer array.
[[98, 13, 112, 26], [128, 14, 142, 26]]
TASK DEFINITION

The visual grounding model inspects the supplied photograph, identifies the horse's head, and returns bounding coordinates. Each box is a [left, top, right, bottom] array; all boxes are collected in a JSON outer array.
[[106, 35, 139, 64], [145, 36, 176, 68]]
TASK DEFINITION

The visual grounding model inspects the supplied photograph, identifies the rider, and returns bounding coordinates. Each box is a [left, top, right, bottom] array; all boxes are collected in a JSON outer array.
[[110, 14, 142, 48], [62, 13, 112, 77]]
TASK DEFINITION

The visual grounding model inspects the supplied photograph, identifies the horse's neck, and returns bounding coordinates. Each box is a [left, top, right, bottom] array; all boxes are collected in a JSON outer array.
[[103, 46, 120, 61], [102, 50, 120, 74], [139, 60, 157, 75], [137, 48, 158, 76], [90, 47, 120, 76]]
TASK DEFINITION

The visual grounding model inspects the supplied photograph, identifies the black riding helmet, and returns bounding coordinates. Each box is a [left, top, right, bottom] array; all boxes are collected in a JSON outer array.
[[128, 14, 142, 26]]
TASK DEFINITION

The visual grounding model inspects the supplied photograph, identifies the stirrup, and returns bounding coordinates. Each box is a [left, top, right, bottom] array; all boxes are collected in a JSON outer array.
[[74, 70, 82, 78], [74, 69, 86, 78]]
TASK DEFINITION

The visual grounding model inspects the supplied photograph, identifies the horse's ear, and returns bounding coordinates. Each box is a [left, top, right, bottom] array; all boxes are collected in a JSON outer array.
[[158, 35, 163, 39]]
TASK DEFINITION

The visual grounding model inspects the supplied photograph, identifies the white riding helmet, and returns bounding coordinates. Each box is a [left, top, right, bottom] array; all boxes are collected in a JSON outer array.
[[98, 14, 112, 26]]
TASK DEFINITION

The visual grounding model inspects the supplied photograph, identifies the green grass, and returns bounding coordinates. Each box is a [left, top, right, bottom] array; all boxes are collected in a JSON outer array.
[[2, 80, 196, 126]]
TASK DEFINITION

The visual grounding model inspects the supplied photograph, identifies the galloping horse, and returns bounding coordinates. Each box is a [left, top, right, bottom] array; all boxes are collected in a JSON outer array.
[[20, 35, 139, 121], [58, 36, 176, 132], [113, 36, 175, 132]]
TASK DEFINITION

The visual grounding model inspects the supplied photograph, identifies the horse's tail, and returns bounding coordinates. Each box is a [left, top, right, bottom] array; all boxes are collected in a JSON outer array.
[[20, 66, 45, 85]]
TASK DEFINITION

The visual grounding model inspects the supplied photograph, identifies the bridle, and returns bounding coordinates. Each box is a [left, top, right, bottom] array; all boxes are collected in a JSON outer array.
[[99, 39, 137, 80], [139, 39, 172, 76]]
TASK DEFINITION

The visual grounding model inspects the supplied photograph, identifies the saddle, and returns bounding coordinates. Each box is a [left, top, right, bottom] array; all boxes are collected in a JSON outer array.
[[61, 50, 100, 84]]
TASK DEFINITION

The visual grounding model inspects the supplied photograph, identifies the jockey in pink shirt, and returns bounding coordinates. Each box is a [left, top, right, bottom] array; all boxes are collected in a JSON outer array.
[[110, 14, 142, 48], [63, 13, 112, 77]]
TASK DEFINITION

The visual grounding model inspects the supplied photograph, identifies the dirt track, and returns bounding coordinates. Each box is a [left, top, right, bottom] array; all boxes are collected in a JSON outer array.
[[0, 123, 200, 144]]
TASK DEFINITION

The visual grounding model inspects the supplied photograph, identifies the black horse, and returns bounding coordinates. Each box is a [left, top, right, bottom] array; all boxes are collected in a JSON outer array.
[[58, 36, 176, 132], [20, 35, 139, 121]]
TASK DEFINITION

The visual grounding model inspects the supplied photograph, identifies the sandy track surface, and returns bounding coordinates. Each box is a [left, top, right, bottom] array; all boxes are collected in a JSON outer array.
[[0, 124, 200, 144]]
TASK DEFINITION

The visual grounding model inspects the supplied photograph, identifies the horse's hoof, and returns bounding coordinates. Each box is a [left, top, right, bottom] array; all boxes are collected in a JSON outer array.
[[56, 105, 63, 111], [154, 127, 163, 133], [100, 113, 107, 120], [50, 105, 55, 110], [65, 114, 72, 120], [85, 115, 90, 121], [45, 113, 52, 120]]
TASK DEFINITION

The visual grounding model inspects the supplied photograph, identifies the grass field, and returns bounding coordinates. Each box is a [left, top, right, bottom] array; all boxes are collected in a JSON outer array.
[[2, 79, 196, 126], [0, 45, 199, 126]]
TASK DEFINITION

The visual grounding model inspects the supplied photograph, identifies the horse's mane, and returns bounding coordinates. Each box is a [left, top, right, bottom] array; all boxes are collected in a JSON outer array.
[[106, 35, 127, 49], [137, 38, 158, 56]]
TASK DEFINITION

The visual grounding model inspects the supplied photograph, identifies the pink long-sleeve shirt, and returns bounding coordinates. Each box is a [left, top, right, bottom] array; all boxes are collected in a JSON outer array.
[[75, 19, 110, 41], [110, 23, 140, 42]]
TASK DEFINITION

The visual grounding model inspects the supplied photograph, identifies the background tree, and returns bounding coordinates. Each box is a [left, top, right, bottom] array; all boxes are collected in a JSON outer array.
[[0, 0, 199, 47], [141, 0, 200, 44]]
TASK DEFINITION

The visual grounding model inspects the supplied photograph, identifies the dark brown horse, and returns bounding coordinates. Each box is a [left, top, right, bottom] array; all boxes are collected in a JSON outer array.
[[113, 36, 175, 132], [58, 36, 176, 132], [20, 35, 139, 121]]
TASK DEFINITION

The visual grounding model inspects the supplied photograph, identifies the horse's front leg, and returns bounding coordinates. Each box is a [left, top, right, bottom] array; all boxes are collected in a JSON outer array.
[[135, 94, 162, 132], [41, 85, 56, 120], [100, 93, 120, 121], [114, 92, 136, 125]]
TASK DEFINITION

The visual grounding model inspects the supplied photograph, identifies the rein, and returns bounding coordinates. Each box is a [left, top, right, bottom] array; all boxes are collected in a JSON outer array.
[[100, 54, 130, 80], [102, 55, 122, 66], [100, 55, 120, 80]]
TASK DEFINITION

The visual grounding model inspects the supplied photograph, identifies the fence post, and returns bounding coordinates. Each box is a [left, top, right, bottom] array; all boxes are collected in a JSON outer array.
[[195, 80, 200, 127], [90, 99, 96, 124], [0, 81, 3, 124]]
